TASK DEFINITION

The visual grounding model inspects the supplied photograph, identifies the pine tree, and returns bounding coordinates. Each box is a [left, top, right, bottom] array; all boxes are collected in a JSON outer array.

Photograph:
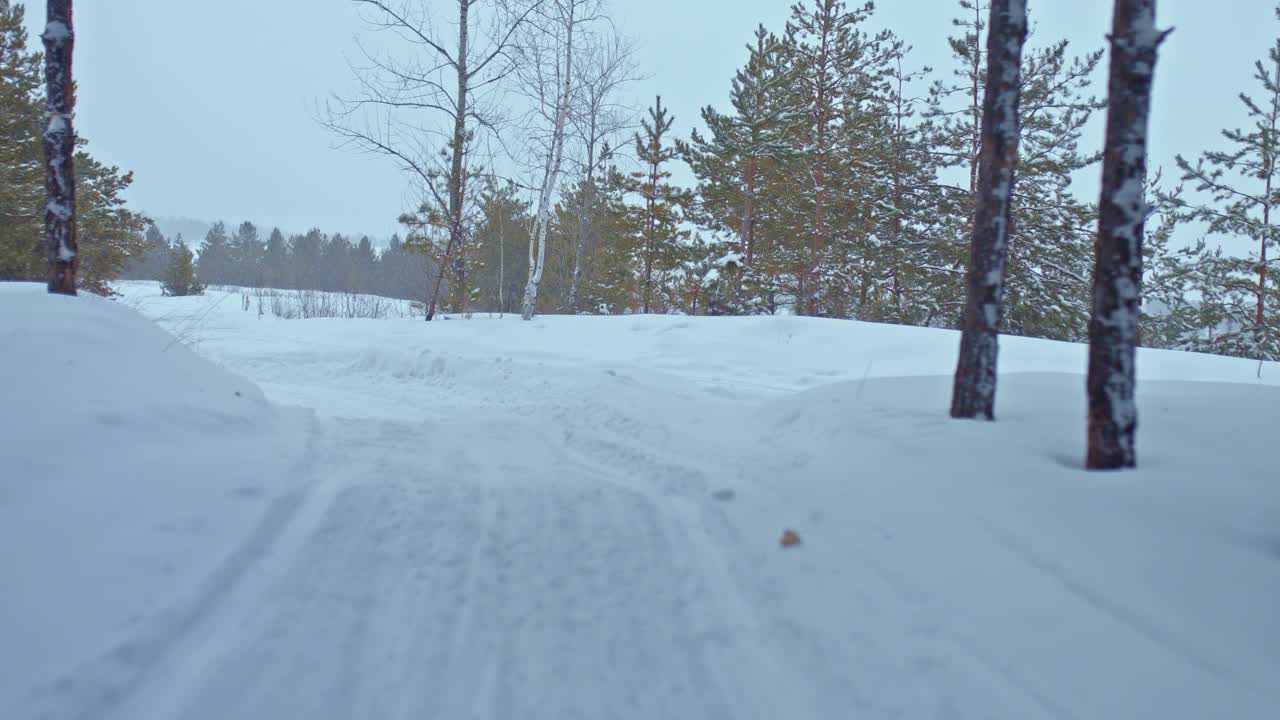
[[263, 227, 289, 288], [229, 220, 264, 287], [852, 53, 953, 326], [0, 1, 44, 281], [378, 233, 439, 305], [950, 0, 1028, 421], [574, 165, 639, 314], [781, 0, 883, 316], [682, 25, 794, 312], [1004, 41, 1104, 341], [928, 0, 1105, 340], [628, 96, 689, 313], [74, 152, 146, 294], [351, 235, 380, 294], [123, 223, 170, 280], [471, 181, 532, 314], [162, 239, 204, 297], [1086, 0, 1167, 469], [290, 228, 325, 291], [1137, 181, 1201, 349], [1170, 6, 1280, 362], [320, 233, 354, 292], [196, 221, 233, 286]]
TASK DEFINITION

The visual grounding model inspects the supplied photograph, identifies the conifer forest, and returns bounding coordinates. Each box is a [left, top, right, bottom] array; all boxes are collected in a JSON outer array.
[[2, 0, 1276, 362]]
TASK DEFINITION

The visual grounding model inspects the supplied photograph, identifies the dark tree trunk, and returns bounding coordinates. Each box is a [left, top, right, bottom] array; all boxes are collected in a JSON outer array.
[[1086, 0, 1167, 469], [742, 156, 756, 266], [427, 0, 470, 322], [43, 0, 76, 296], [950, 0, 1028, 420], [1259, 57, 1275, 330]]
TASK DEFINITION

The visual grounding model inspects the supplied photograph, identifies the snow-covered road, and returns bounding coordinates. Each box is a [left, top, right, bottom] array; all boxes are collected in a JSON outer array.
[[5, 283, 1279, 720]]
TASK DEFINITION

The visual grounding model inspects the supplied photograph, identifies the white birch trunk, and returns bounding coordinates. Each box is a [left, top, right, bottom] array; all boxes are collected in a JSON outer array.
[[522, 3, 576, 321]]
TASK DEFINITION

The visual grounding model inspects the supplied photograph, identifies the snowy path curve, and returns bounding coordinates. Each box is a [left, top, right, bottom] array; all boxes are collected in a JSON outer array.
[[90, 312, 837, 720], [71, 286, 1280, 720]]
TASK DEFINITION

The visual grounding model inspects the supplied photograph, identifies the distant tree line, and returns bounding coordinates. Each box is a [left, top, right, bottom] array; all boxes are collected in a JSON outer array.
[[3, 0, 1276, 366], [122, 221, 440, 303]]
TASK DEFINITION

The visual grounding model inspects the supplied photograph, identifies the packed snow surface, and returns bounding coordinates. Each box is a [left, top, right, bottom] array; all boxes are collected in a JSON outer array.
[[2, 281, 1278, 720]]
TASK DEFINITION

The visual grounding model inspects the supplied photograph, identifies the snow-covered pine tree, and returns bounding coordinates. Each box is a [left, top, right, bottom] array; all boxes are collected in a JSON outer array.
[[628, 96, 689, 314], [351, 236, 380, 294], [780, 0, 881, 316], [162, 239, 204, 297], [122, 224, 171, 281], [575, 164, 639, 313], [929, 0, 1104, 341], [471, 180, 532, 314], [229, 221, 264, 287], [196, 221, 233, 286], [263, 228, 288, 288], [1004, 41, 1104, 341], [950, 0, 1027, 421], [1137, 180, 1202, 350], [830, 41, 949, 325], [72, 154, 146, 294], [682, 26, 795, 313], [1170, 6, 1280, 362], [1087, 0, 1167, 470]]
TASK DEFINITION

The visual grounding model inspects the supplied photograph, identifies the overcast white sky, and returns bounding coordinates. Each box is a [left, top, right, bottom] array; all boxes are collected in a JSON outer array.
[[22, 0, 1278, 241]]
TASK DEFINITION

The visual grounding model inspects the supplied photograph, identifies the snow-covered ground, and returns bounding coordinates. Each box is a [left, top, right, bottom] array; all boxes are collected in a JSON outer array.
[[3, 280, 1278, 720]]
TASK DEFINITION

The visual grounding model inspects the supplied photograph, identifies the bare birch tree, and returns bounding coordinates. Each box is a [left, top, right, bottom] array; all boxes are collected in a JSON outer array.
[[43, 0, 75, 295], [325, 0, 539, 320], [1086, 0, 1168, 469], [949, 0, 1028, 420], [517, 0, 607, 320]]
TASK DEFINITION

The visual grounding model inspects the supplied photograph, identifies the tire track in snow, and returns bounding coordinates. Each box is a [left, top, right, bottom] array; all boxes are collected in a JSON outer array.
[[103, 411, 798, 719], [33, 412, 327, 720], [552, 405, 822, 720]]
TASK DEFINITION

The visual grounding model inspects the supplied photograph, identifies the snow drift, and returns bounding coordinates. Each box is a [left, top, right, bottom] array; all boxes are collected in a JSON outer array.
[[3, 281, 1278, 719], [0, 283, 312, 719]]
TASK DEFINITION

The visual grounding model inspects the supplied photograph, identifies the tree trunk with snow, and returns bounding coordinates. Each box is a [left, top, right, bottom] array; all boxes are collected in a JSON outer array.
[[1086, 0, 1167, 469], [43, 0, 76, 296], [950, 0, 1028, 420]]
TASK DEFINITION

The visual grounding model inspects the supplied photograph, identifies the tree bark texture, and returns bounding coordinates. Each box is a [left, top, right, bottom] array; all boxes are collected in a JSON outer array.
[[44, 0, 76, 296], [950, 0, 1028, 420], [1086, 0, 1166, 469]]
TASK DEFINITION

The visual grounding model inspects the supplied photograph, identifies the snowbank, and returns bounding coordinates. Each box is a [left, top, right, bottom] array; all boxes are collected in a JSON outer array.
[[0, 283, 312, 718], [4, 281, 1278, 719]]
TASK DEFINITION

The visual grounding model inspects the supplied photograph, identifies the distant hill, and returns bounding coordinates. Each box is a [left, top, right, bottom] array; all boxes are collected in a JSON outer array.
[[148, 216, 213, 246]]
